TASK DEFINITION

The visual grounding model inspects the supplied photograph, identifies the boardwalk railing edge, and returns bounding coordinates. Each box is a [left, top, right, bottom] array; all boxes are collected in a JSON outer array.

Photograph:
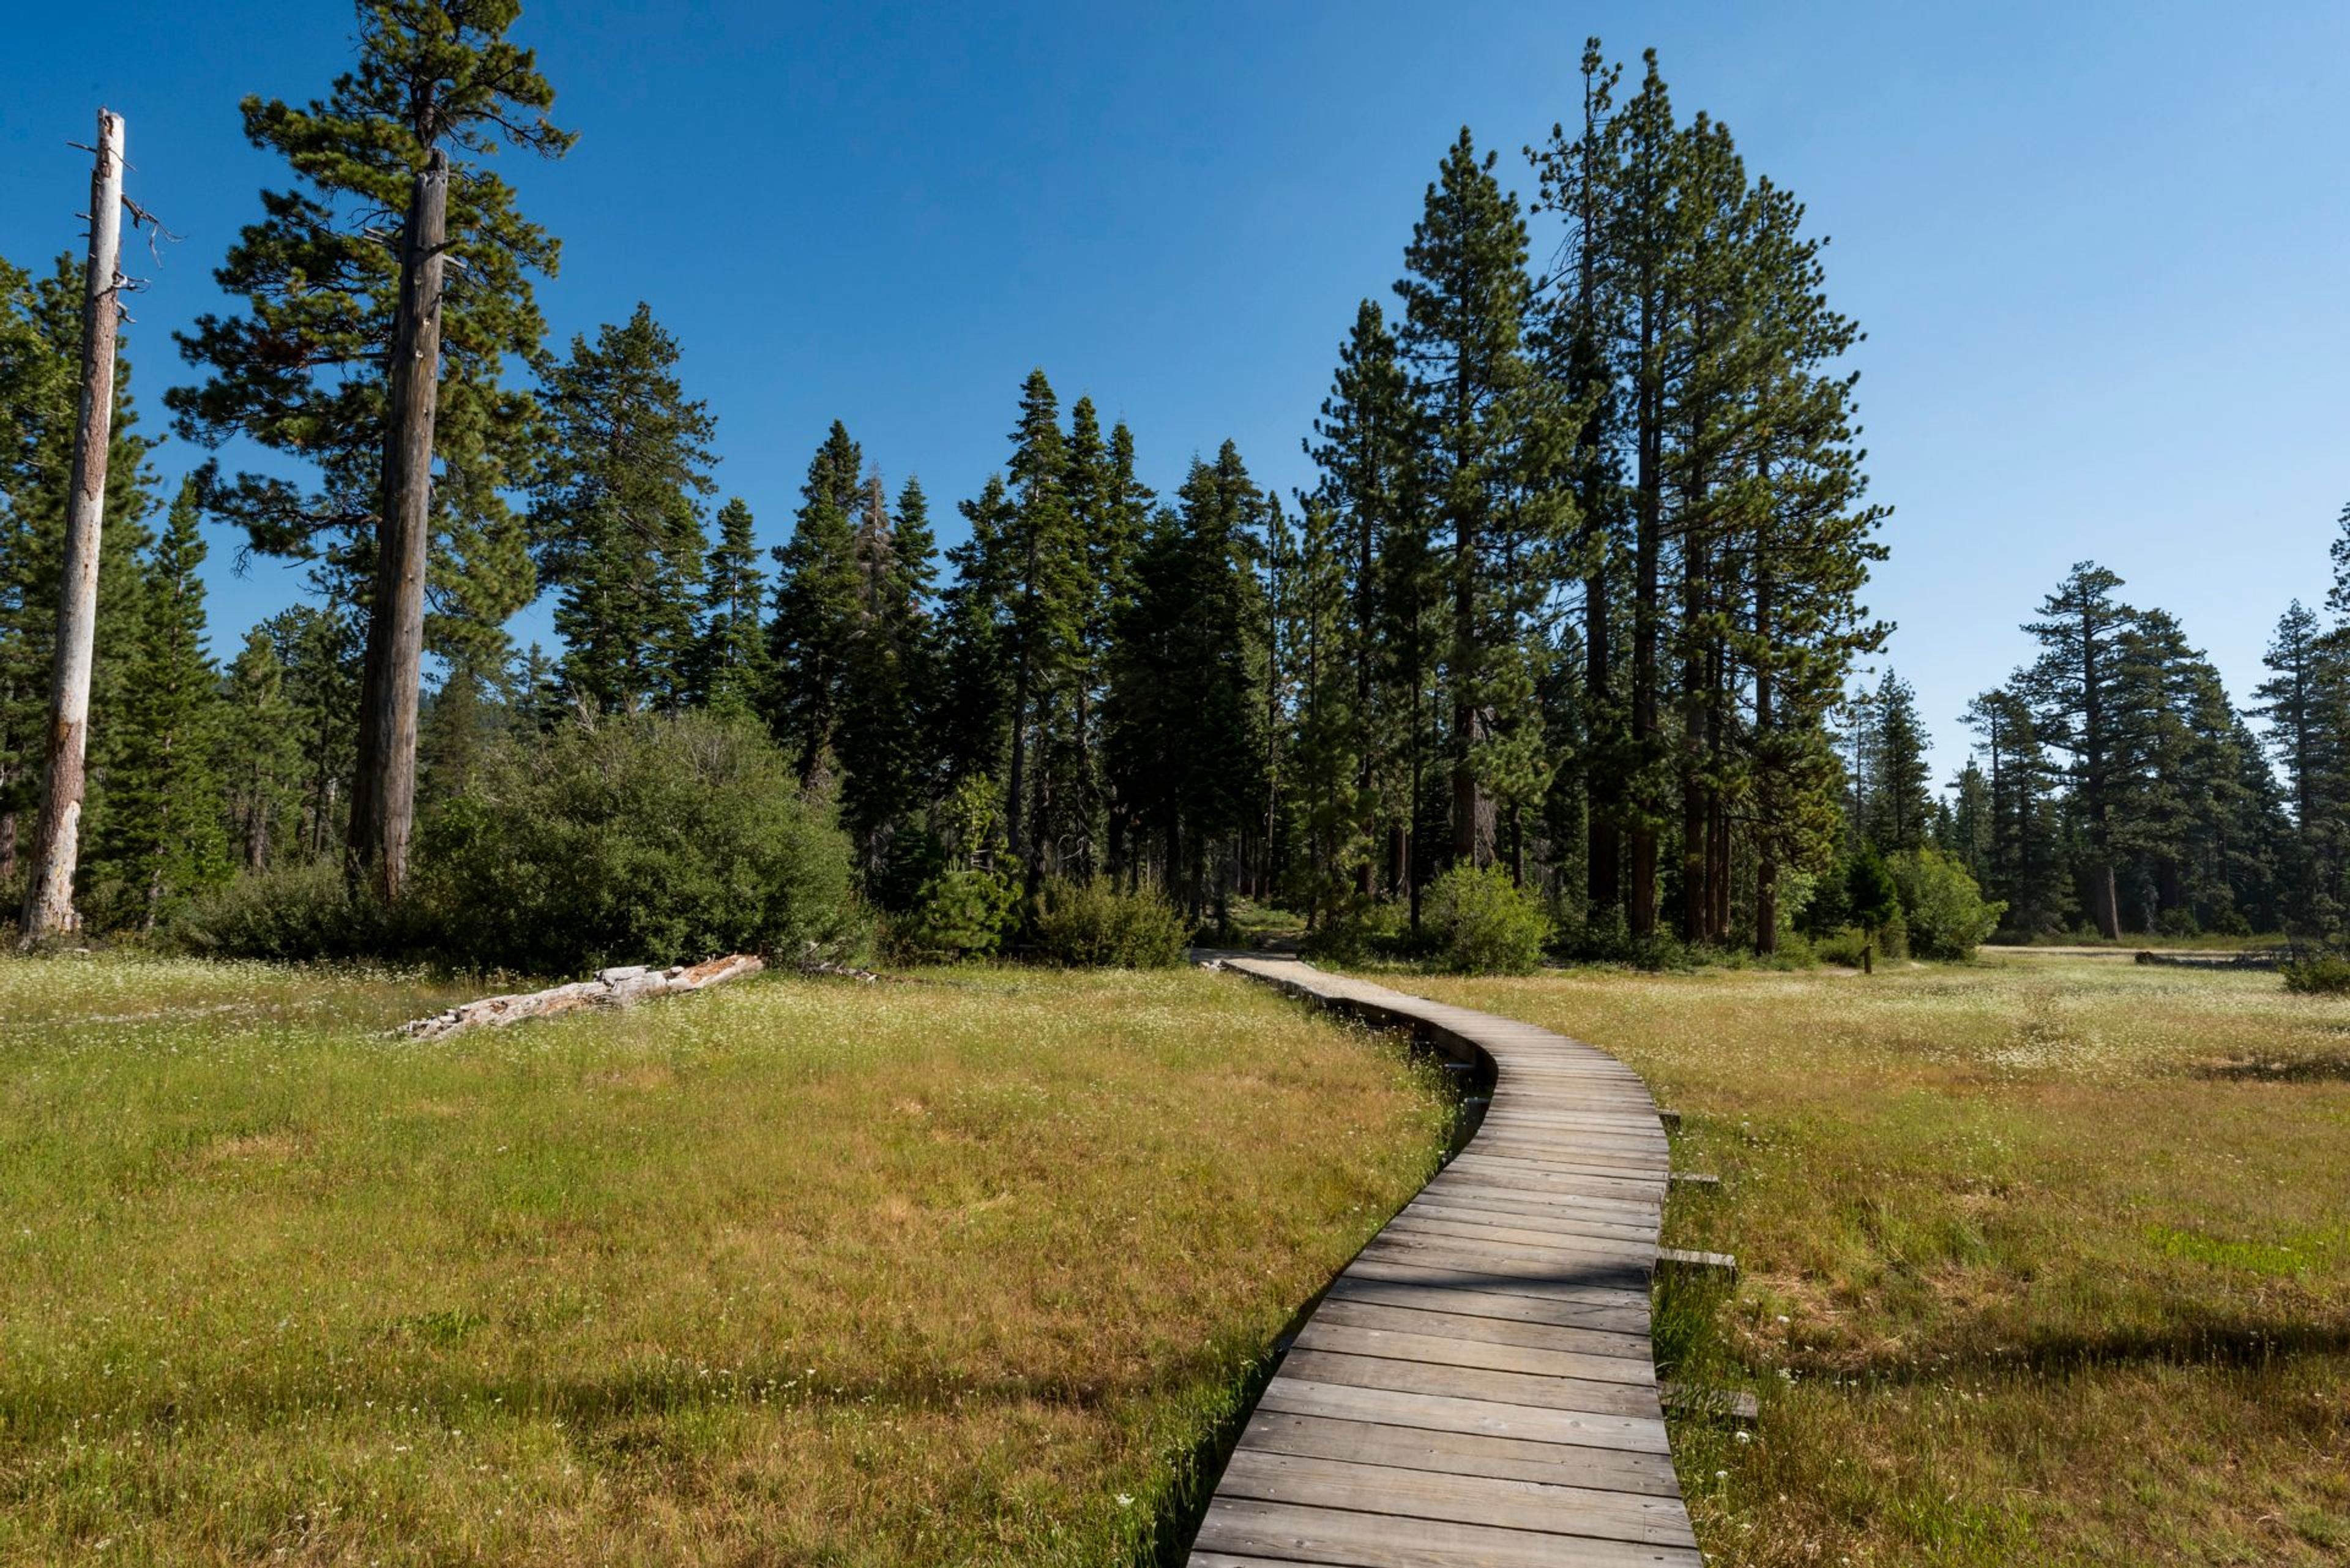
[[1185, 952, 1702, 1568]]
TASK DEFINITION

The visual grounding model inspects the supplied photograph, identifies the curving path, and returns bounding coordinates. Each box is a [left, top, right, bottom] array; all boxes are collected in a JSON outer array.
[[1188, 957, 1699, 1568]]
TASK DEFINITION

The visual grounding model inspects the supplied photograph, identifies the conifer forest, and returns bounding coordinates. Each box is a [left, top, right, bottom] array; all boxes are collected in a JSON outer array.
[[5, 7, 2343, 968]]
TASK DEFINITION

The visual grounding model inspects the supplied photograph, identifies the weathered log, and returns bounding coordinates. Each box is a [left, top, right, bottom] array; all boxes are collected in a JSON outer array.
[[395, 953, 764, 1042]]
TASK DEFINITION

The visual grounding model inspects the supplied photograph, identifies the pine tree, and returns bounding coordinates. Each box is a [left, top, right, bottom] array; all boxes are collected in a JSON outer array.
[[1099, 421, 1154, 879], [1947, 760, 1994, 888], [1394, 127, 1554, 872], [2256, 600, 2346, 933], [2020, 562, 2135, 939], [531, 303, 717, 714], [1736, 199, 1888, 951], [218, 627, 302, 871], [1284, 493, 1362, 924], [1529, 39, 1628, 921], [267, 605, 364, 861], [93, 480, 227, 929], [169, 0, 569, 664], [1964, 684, 2070, 936], [768, 422, 866, 785], [1861, 670, 1931, 851], [693, 498, 770, 718], [416, 654, 510, 804], [999, 371, 1086, 877], [1107, 442, 1268, 924], [1606, 56, 1682, 939], [938, 474, 1015, 793], [2105, 611, 2198, 930], [836, 471, 942, 889], [1307, 299, 1424, 906]]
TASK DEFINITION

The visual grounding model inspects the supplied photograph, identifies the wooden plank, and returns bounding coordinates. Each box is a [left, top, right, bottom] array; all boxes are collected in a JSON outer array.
[[1194, 1498, 1703, 1568], [1308, 1293, 1656, 1370], [1215, 1448, 1699, 1548], [1292, 1316, 1657, 1391], [1278, 1347, 1663, 1421], [1381, 1211, 1662, 1262], [1255, 1376, 1671, 1454], [1318, 1273, 1654, 1348], [1657, 1247, 1737, 1282], [1403, 1189, 1663, 1240], [1356, 1232, 1654, 1292], [1235, 1410, 1680, 1496]]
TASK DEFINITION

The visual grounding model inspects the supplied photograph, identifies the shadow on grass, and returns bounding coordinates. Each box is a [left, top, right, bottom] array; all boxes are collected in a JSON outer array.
[[2191, 1051, 2350, 1083], [1812, 1318, 2350, 1386]]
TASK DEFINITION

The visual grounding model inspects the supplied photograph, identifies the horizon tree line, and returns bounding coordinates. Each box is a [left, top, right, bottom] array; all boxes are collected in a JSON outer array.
[[4, 6, 2341, 953]]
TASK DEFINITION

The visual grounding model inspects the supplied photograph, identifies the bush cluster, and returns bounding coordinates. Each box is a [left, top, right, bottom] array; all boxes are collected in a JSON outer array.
[[1889, 847, 2005, 960], [166, 859, 400, 963], [1425, 864, 1552, 975], [172, 713, 862, 976], [2281, 954, 2350, 996], [1025, 876, 1190, 969], [890, 866, 1019, 962]]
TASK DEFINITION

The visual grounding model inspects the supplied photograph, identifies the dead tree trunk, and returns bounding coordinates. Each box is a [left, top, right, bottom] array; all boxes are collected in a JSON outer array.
[[18, 109, 126, 949], [347, 149, 448, 904]]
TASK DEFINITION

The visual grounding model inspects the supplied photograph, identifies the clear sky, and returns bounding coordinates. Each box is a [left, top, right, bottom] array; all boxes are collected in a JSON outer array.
[[3, 1, 2343, 777]]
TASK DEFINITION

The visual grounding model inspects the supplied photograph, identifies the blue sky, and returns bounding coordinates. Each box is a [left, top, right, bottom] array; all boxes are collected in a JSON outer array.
[[3, 1, 2343, 775]]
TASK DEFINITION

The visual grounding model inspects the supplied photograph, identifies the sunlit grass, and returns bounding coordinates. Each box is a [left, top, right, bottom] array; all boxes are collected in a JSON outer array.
[[1410, 953, 2350, 1566], [0, 954, 1451, 1565]]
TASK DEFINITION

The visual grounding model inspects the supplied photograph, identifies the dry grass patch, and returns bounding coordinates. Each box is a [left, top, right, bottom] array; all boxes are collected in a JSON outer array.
[[1411, 954, 2350, 1567], [0, 955, 1449, 1565]]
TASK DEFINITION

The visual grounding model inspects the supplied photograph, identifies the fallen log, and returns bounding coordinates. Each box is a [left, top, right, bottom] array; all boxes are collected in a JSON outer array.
[[394, 953, 764, 1042]]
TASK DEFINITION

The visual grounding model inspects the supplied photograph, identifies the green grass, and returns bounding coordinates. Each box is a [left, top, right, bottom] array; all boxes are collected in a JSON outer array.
[[0, 954, 1452, 1566], [1408, 955, 2350, 1566]]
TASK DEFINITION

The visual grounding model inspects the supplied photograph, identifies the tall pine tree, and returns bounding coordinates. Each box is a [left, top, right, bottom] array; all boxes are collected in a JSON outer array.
[[531, 302, 716, 714]]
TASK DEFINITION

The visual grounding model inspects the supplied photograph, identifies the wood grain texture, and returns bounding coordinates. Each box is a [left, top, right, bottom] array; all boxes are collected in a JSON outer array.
[[1185, 957, 1696, 1566]]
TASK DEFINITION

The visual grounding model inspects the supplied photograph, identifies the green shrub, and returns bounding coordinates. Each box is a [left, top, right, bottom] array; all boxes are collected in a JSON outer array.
[[892, 865, 1018, 961], [169, 860, 401, 962], [1026, 876, 1189, 969], [1890, 848, 2004, 960], [2155, 906, 2201, 939], [412, 712, 861, 975], [1425, 864, 1552, 975], [1818, 916, 1909, 968], [1299, 894, 1403, 965], [1814, 926, 1868, 968], [1846, 846, 1901, 935], [1558, 905, 1696, 971], [2281, 954, 2350, 996]]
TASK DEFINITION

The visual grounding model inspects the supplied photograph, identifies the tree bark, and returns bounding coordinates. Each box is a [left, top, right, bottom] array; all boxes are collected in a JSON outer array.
[[1451, 524, 1480, 868], [1753, 558, 1777, 957], [347, 148, 447, 904], [19, 109, 125, 947], [1584, 556, 1617, 917], [1627, 289, 1661, 938]]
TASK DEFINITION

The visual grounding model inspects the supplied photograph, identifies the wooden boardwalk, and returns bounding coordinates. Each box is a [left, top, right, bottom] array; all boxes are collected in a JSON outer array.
[[1189, 957, 1699, 1568]]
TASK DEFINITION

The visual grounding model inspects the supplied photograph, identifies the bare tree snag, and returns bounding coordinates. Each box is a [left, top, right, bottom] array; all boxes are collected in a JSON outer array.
[[348, 147, 449, 904], [18, 109, 127, 949], [394, 954, 765, 1042]]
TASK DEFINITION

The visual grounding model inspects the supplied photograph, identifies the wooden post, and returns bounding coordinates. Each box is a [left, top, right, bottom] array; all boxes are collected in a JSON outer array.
[[346, 148, 448, 903], [18, 109, 126, 948]]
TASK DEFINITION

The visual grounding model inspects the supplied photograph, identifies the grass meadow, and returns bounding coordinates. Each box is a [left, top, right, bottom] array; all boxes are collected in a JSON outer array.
[[0, 956, 1452, 1566], [1414, 952, 2350, 1567]]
